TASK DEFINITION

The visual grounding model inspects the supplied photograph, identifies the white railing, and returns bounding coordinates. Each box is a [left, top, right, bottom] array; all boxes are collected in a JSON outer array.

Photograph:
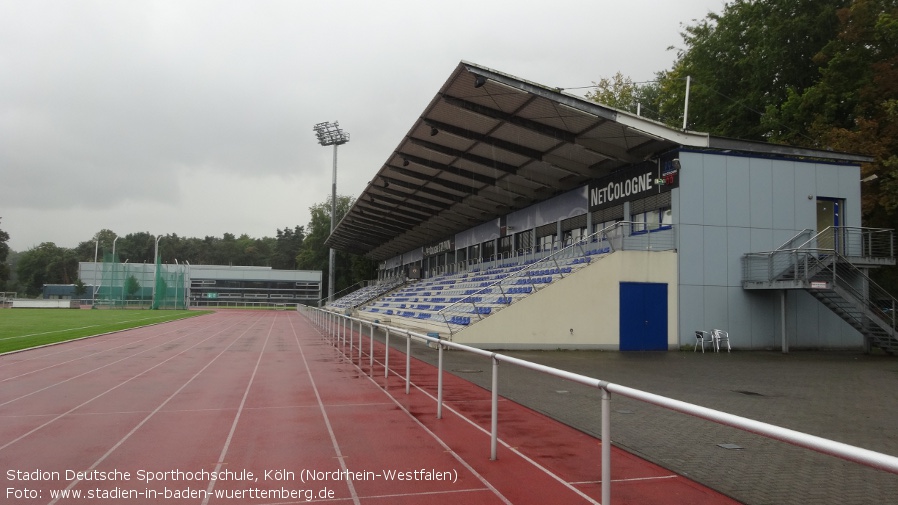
[[302, 306, 898, 505]]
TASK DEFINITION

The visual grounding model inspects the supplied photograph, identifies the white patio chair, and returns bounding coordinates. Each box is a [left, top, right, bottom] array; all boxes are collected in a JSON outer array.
[[712, 329, 731, 352], [694, 330, 713, 353]]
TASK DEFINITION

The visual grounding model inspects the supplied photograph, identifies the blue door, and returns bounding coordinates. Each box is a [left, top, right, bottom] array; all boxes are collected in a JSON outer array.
[[619, 282, 668, 351]]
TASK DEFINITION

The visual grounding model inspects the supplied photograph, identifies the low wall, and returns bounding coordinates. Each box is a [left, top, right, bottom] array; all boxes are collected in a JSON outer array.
[[452, 250, 679, 350], [12, 299, 80, 309]]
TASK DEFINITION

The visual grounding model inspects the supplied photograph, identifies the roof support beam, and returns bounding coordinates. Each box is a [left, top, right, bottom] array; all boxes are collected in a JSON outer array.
[[423, 119, 546, 160], [333, 229, 388, 246], [385, 164, 480, 196], [366, 192, 440, 216], [398, 153, 496, 185], [380, 176, 463, 204], [408, 138, 519, 175], [346, 223, 396, 244], [353, 208, 421, 229], [576, 137, 644, 164], [379, 186, 455, 211], [442, 96, 577, 143]]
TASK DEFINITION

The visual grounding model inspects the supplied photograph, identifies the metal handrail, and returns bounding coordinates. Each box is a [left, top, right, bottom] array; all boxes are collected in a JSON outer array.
[[435, 222, 675, 333], [795, 226, 894, 258], [742, 246, 898, 337], [435, 231, 603, 332], [817, 252, 898, 334], [776, 229, 814, 251], [303, 306, 898, 505]]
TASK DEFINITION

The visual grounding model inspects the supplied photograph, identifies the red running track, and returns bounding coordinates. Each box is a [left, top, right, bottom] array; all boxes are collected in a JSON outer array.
[[0, 311, 738, 504]]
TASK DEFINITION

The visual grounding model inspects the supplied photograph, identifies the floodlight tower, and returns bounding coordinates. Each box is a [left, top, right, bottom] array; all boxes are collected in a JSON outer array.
[[313, 121, 350, 305]]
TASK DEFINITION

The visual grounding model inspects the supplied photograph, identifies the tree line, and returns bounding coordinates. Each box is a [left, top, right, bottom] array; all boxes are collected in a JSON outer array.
[[587, 0, 897, 293], [0, 196, 376, 298], [3, 0, 895, 297]]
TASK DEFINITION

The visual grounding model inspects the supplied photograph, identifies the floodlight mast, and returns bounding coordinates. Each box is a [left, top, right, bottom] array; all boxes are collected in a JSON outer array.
[[312, 121, 349, 305]]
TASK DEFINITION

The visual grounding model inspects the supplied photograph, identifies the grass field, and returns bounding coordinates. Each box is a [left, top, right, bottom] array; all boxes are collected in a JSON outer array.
[[0, 309, 211, 354]]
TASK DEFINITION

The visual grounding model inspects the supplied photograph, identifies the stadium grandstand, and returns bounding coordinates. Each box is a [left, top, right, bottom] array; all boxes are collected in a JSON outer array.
[[324, 61, 895, 352]]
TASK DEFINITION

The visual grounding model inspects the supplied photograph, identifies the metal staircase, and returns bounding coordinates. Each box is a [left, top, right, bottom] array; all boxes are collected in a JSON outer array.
[[742, 227, 897, 353]]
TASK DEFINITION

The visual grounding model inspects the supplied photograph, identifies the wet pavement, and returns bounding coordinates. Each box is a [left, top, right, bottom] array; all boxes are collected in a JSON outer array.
[[372, 329, 898, 505]]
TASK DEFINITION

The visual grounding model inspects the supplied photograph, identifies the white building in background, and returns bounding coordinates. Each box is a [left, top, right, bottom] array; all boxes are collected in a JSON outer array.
[[78, 262, 321, 308]]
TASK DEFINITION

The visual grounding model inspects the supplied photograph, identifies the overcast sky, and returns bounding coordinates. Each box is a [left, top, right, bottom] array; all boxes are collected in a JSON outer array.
[[0, 0, 723, 252]]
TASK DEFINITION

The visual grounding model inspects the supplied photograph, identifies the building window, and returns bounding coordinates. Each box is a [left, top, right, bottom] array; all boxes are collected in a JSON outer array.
[[538, 234, 556, 252], [592, 220, 621, 240], [631, 208, 672, 233]]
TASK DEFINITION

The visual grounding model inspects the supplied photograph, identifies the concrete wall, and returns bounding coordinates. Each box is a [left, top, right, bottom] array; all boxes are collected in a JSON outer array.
[[12, 299, 79, 308], [451, 250, 678, 350], [675, 151, 863, 349]]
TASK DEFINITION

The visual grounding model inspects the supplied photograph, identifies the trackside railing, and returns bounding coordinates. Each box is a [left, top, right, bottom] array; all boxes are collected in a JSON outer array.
[[301, 306, 898, 505]]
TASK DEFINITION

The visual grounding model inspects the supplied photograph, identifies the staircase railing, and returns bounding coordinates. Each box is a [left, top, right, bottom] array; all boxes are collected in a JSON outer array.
[[795, 226, 894, 259], [812, 252, 898, 338], [743, 227, 895, 284], [741, 226, 897, 348]]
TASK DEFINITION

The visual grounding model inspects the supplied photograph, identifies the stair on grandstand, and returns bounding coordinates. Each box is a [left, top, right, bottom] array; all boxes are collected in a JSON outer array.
[[327, 278, 406, 312]]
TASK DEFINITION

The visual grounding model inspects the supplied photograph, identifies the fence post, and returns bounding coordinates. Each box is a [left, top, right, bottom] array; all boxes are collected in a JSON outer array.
[[368, 323, 375, 376], [437, 342, 444, 419], [601, 385, 611, 505], [405, 331, 411, 395], [384, 328, 390, 379], [491, 355, 499, 461]]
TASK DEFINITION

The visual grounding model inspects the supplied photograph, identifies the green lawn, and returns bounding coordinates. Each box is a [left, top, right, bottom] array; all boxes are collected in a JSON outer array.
[[0, 309, 211, 354]]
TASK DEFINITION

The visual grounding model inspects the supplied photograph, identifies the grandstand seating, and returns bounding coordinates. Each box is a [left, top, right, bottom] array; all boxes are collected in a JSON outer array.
[[326, 278, 405, 312], [347, 242, 615, 334]]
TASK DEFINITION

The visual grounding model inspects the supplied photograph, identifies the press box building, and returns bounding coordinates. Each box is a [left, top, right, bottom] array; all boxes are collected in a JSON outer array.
[[325, 62, 896, 352]]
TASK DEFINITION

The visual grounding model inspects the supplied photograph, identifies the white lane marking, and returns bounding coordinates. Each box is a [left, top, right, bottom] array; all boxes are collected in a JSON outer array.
[[571, 474, 680, 485], [0, 317, 213, 381], [358, 339, 601, 505], [201, 315, 276, 504], [45, 313, 266, 505], [0, 313, 179, 341], [0, 319, 233, 409], [1, 313, 259, 453], [297, 316, 514, 505], [289, 314, 362, 505]]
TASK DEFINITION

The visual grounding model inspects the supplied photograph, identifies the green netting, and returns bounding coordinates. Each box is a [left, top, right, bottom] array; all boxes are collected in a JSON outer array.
[[96, 252, 187, 309]]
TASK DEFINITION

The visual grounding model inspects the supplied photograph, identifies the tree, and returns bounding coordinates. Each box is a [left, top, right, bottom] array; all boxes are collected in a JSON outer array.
[[296, 195, 376, 298], [74, 278, 87, 298], [765, 0, 898, 216], [109, 232, 156, 264], [297, 196, 351, 296], [16, 242, 78, 297], [760, 0, 898, 294], [655, 0, 849, 138], [272, 225, 305, 269], [585, 73, 663, 122], [125, 275, 141, 299], [0, 217, 9, 290]]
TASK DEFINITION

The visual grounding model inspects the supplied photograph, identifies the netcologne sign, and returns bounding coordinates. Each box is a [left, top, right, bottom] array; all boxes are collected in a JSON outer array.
[[423, 237, 454, 258], [588, 158, 679, 212]]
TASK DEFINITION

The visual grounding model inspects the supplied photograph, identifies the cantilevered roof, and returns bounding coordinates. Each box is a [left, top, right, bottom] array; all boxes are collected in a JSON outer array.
[[326, 61, 871, 261]]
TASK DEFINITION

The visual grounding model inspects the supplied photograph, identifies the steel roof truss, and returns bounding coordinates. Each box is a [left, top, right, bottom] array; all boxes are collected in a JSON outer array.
[[408, 138, 520, 175]]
